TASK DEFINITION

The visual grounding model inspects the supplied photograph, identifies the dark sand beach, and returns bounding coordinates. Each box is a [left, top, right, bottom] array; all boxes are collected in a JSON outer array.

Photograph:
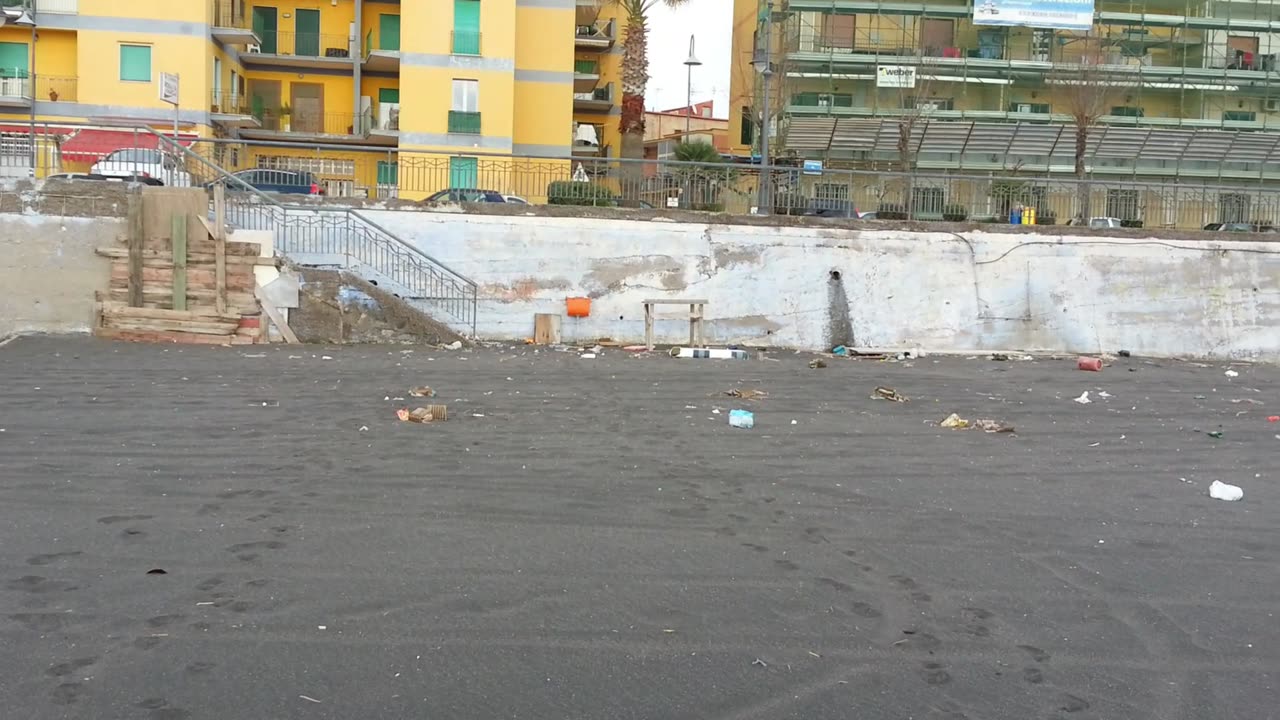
[[1, 336, 1277, 719]]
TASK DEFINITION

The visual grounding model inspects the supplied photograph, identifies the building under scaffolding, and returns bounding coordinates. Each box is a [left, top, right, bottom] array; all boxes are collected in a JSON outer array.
[[729, 0, 1280, 181]]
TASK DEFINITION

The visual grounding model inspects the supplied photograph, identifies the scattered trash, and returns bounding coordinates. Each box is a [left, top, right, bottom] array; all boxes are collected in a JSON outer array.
[[581, 353, 597, 359], [146, 568, 167, 575], [728, 409, 755, 429], [1225, 369, 1240, 377], [1232, 398, 1263, 405], [671, 347, 748, 360], [940, 413, 970, 429], [623, 345, 648, 352], [1209, 480, 1244, 502], [940, 413, 1013, 433], [445, 340, 463, 350], [409, 386, 436, 397], [725, 388, 768, 401], [752, 658, 769, 668], [1118, 350, 1131, 358], [358, 426, 369, 432], [1194, 395, 1207, 400], [872, 386, 908, 402], [1073, 392, 1092, 404], [790, 419, 798, 425], [991, 353, 1009, 361], [809, 358, 827, 369], [317, 625, 327, 630], [1207, 431, 1223, 439], [320, 355, 333, 361], [1269, 416, 1280, 423], [397, 405, 448, 423], [299, 695, 323, 704], [1077, 356, 1103, 372], [832, 345, 849, 356], [1097, 391, 1112, 398]]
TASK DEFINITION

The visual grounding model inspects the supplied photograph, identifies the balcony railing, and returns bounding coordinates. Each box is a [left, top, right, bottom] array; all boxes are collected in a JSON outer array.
[[210, 90, 252, 115], [448, 110, 482, 134], [212, 0, 249, 28], [452, 30, 481, 55], [574, 59, 599, 74], [250, 31, 353, 59], [251, 106, 372, 136], [575, 19, 615, 46], [574, 84, 614, 104], [26, 0, 77, 12], [0, 74, 77, 102]]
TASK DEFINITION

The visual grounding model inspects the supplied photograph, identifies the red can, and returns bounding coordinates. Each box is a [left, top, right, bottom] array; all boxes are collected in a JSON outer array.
[[1077, 356, 1103, 371]]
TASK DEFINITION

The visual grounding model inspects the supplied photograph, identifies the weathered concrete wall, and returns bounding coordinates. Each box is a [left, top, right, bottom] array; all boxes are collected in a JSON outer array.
[[0, 215, 118, 336], [291, 269, 465, 345], [365, 211, 1280, 360]]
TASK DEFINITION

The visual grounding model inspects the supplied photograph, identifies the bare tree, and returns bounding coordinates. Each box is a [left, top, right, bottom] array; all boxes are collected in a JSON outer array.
[[891, 61, 935, 219], [1053, 35, 1130, 223]]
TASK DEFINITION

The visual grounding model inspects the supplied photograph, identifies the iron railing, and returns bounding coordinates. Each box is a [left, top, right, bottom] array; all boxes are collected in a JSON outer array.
[[249, 31, 354, 59], [211, 0, 249, 29], [163, 135, 1280, 229], [451, 30, 481, 55]]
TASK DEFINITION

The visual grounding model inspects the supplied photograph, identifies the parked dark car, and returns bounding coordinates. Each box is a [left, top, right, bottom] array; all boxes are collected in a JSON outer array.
[[424, 188, 513, 204], [218, 169, 323, 195]]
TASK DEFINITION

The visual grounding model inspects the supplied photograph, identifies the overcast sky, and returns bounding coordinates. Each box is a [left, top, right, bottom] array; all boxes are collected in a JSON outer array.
[[643, 3, 733, 118]]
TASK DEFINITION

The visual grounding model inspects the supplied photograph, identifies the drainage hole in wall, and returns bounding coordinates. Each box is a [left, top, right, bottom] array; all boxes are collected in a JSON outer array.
[[830, 270, 842, 280]]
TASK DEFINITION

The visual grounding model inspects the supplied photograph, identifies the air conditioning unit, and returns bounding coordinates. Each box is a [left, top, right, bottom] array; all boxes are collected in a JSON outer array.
[[1266, 99, 1280, 113], [247, 44, 261, 54], [1016, 103, 1033, 113]]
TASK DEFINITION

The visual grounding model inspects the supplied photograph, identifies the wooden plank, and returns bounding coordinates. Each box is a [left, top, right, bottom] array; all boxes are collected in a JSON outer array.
[[213, 184, 227, 315], [100, 303, 244, 323], [96, 327, 242, 346], [95, 249, 276, 268], [533, 313, 562, 345], [104, 287, 257, 311], [172, 213, 188, 311], [109, 266, 255, 292], [254, 286, 299, 344], [105, 317, 238, 336], [127, 191, 143, 307]]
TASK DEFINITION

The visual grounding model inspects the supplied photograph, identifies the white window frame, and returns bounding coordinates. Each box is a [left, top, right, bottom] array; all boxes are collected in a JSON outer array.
[[451, 79, 478, 112]]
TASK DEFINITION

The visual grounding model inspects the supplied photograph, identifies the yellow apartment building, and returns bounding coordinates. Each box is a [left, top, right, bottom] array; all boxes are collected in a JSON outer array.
[[0, 0, 623, 197]]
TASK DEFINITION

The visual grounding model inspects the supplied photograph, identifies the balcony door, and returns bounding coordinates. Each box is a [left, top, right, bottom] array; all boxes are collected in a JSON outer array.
[[252, 7, 278, 54], [291, 82, 324, 133], [920, 18, 954, 57], [296, 9, 321, 57]]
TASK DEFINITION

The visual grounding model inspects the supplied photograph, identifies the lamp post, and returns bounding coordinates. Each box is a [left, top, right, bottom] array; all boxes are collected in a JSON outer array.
[[12, 3, 36, 176], [751, 3, 774, 214], [682, 35, 701, 139]]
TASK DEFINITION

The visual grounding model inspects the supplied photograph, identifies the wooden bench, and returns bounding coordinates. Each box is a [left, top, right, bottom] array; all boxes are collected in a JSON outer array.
[[644, 298, 708, 350]]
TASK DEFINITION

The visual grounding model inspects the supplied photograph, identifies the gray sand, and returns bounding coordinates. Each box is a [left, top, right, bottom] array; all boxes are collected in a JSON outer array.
[[1, 336, 1277, 719]]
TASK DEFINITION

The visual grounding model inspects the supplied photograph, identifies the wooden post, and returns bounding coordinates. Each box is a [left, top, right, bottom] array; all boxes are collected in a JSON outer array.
[[644, 302, 654, 351], [126, 191, 143, 308], [213, 183, 227, 314], [171, 213, 188, 311]]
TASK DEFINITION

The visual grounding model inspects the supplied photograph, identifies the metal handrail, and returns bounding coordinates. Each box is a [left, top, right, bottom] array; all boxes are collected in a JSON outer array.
[[137, 127, 478, 335]]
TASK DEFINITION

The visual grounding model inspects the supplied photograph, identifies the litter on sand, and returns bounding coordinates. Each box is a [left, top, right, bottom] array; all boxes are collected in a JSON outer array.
[[728, 409, 755, 429], [872, 386, 908, 403], [940, 413, 969, 429], [1074, 392, 1092, 404], [725, 388, 768, 401], [940, 413, 1014, 433], [1209, 480, 1244, 502], [397, 405, 449, 423], [408, 386, 436, 397], [671, 347, 749, 360], [581, 353, 597, 359], [809, 358, 827, 369], [1225, 369, 1240, 377]]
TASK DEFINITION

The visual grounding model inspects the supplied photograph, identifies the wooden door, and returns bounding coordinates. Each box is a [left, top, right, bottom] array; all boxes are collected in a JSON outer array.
[[920, 18, 954, 57], [291, 83, 324, 133]]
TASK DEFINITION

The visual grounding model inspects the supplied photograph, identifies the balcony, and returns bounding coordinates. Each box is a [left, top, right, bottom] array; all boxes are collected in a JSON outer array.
[[573, 83, 614, 113], [209, 90, 260, 128], [0, 74, 77, 106], [372, 102, 400, 139], [239, 105, 385, 145], [575, 19, 615, 50], [211, 0, 259, 45], [243, 32, 355, 71], [448, 110, 482, 134], [573, 59, 600, 92], [452, 30, 481, 56], [572, 122, 607, 156], [363, 28, 401, 72]]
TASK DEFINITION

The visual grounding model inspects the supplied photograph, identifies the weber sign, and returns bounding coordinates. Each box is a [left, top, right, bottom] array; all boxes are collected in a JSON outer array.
[[876, 65, 916, 88]]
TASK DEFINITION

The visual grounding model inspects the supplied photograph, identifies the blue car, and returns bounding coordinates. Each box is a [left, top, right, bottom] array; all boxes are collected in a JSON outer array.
[[220, 169, 323, 195]]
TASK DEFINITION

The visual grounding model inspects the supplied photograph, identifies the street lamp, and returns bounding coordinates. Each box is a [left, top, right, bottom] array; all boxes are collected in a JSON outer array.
[[682, 35, 701, 139], [11, 4, 36, 177]]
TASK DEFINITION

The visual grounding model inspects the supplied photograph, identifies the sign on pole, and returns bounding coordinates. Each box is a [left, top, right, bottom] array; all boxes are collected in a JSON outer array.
[[973, 0, 1095, 31], [159, 72, 180, 105]]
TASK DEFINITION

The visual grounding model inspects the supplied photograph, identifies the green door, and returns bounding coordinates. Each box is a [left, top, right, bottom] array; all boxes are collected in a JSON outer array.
[[0, 42, 28, 79], [379, 14, 401, 51], [377, 160, 398, 187], [295, 9, 320, 57], [448, 157, 478, 189], [452, 0, 480, 54], [378, 88, 400, 104], [252, 7, 278, 54]]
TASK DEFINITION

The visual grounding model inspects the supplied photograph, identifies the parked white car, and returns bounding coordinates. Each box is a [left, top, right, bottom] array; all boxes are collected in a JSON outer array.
[[91, 148, 192, 187]]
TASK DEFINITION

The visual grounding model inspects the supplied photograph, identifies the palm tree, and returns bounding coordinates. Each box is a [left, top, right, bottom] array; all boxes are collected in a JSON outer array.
[[612, 0, 694, 160]]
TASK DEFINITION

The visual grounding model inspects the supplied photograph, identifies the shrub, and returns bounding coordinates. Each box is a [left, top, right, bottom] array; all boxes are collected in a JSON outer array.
[[942, 203, 968, 222], [877, 202, 908, 220], [547, 180, 613, 206], [1120, 219, 1144, 228]]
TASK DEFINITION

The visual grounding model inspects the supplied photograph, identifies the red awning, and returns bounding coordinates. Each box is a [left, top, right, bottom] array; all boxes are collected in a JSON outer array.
[[59, 129, 196, 160]]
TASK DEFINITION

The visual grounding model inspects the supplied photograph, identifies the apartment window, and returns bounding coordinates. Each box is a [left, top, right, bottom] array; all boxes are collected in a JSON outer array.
[[120, 44, 152, 82], [908, 97, 953, 111], [0, 42, 29, 79], [739, 107, 755, 145], [1008, 102, 1050, 114], [449, 79, 480, 133], [821, 14, 854, 50], [1224, 110, 1257, 122], [1110, 106, 1144, 117], [452, 0, 481, 55]]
